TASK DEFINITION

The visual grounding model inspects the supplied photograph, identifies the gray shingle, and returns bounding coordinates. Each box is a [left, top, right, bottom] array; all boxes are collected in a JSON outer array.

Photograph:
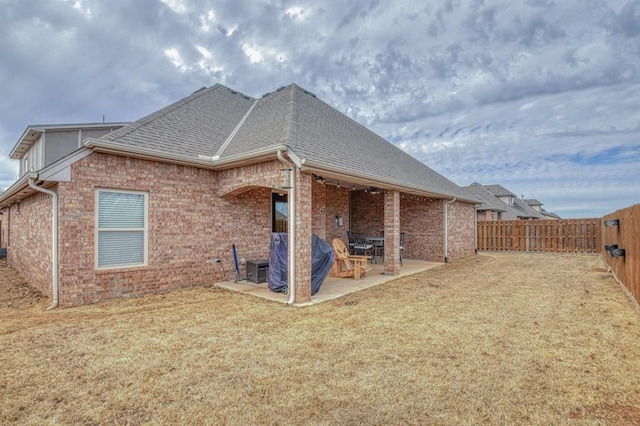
[[464, 183, 507, 212], [225, 84, 476, 201], [101, 85, 255, 158], [483, 184, 543, 219], [99, 83, 478, 202]]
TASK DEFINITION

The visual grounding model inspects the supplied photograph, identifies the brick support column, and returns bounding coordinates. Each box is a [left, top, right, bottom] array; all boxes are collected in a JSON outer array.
[[384, 190, 401, 275], [293, 171, 312, 303]]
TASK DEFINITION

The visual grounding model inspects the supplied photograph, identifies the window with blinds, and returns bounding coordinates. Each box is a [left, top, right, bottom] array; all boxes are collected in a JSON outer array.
[[96, 189, 148, 268]]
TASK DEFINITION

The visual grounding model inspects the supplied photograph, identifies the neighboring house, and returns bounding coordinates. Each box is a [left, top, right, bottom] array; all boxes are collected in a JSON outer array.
[[9, 123, 129, 177], [465, 182, 508, 220], [464, 183, 545, 220], [524, 199, 561, 219], [0, 83, 479, 307]]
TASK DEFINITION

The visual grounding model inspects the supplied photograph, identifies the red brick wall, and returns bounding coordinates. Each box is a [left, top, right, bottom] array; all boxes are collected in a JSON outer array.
[[350, 190, 384, 235], [351, 191, 446, 262], [6, 191, 54, 298], [324, 184, 350, 245], [446, 201, 476, 261], [384, 190, 401, 274], [311, 181, 327, 239], [4, 150, 476, 306], [294, 171, 312, 302], [55, 153, 276, 306], [477, 210, 491, 221], [349, 193, 475, 263], [400, 197, 445, 262]]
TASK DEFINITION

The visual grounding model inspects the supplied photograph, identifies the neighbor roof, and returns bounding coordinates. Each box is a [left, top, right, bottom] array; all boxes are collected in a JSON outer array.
[[483, 184, 543, 219], [464, 183, 507, 212], [88, 83, 478, 202], [524, 199, 542, 206]]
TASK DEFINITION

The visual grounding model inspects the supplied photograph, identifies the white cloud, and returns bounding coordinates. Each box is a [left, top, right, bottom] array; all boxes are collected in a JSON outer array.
[[164, 47, 190, 72], [0, 0, 637, 218], [160, 0, 187, 15], [200, 9, 216, 32], [285, 6, 310, 21]]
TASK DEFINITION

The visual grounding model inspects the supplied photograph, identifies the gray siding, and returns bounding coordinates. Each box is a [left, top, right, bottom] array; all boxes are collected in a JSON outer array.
[[44, 130, 81, 167]]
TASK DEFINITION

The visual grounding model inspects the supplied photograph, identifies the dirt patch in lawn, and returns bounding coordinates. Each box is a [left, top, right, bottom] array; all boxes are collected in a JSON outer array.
[[1, 253, 639, 425]]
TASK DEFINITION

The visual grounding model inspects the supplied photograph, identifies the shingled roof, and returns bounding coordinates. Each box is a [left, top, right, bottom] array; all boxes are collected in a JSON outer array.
[[90, 83, 477, 202], [482, 184, 543, 219], [465, 183, 507, 212]]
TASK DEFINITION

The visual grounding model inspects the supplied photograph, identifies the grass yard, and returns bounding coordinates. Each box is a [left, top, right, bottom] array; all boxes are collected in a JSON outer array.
[[1, 252, 640, 425]]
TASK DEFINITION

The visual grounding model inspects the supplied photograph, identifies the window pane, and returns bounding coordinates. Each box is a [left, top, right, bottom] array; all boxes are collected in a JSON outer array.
[[98, 191, 144, 228], [98, 231, 144, 267]]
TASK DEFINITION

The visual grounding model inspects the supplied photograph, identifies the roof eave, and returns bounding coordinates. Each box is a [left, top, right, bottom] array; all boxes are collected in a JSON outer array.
[[300, 158, 479, 203], [84, 138, 292, 171], [9, 127, 42, 159], [0, 172, 38, 208]]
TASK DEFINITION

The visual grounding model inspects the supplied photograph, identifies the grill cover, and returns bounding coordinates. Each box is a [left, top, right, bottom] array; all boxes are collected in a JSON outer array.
[[268, 233, 334, 295]]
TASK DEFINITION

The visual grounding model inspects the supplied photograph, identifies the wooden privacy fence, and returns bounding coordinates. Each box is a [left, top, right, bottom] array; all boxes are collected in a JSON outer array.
[[601, 204, 639, 306], [477, 219, 601, 253]]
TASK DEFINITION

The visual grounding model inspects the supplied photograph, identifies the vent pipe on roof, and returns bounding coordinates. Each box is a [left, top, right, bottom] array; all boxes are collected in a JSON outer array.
[[28, 178, 59, 310]]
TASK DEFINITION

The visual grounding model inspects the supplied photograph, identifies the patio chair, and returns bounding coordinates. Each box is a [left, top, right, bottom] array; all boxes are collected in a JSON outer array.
[[346, 230, 356, 255], [331, 239, 372, 280], [372, 231, 384, 263], [352, 232, 373, 257]]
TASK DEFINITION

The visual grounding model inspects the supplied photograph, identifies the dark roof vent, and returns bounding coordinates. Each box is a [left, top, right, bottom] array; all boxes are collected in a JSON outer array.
[[192, 86, 207, 94]]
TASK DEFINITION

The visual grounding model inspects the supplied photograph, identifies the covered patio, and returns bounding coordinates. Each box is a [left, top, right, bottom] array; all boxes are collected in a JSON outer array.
[[215, 258, 444, 305]]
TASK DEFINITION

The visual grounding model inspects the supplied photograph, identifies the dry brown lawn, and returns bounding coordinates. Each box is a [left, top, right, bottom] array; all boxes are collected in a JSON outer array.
[[1, 252, 639, 425]]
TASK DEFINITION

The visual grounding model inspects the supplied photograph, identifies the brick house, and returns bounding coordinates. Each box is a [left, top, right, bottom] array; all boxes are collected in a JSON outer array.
[[465, 182, 548, 220], [0, 83, 479, 307]]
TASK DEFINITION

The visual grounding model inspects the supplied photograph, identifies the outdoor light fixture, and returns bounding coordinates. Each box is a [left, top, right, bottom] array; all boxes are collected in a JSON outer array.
[[368, 187, 380, 195], [609, 248, 625, 258], [312, 174, 326, 184], [604, 219, 620, 227], [335, 214, 343, 227]]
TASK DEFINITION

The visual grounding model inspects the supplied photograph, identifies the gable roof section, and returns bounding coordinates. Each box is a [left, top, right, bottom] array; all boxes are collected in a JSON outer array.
[[87, 83, 477, 203], [100, 85, 256, 158], [483, 184, 543, 219], [464, 183, 507, 212], [483, 184, 515, 198], [225, 84, 476, 201]]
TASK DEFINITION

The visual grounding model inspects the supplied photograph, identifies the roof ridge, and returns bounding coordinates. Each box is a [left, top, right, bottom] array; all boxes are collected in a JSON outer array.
[[282, 84, 299, 148], [213, 99, 259, 159]]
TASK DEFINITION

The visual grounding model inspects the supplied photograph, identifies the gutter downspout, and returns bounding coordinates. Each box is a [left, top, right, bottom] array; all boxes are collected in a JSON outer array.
[[277, 150, 296, 306], [444, 198, 457, 263], [28, 178, 59, 310]]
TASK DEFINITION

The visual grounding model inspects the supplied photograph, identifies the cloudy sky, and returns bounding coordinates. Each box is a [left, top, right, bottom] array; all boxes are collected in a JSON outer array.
[[1, 0, 638, 218]]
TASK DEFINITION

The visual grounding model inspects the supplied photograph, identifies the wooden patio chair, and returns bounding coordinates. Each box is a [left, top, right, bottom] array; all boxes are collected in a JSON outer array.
[[331, 239, 372, 280]]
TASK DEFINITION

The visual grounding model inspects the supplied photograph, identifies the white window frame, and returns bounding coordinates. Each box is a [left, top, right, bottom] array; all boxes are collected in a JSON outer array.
[[95, 189, 148, 269]]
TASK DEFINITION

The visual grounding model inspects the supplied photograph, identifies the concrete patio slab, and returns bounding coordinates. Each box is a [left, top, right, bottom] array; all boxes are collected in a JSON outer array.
[[215, 259, 444, 305]]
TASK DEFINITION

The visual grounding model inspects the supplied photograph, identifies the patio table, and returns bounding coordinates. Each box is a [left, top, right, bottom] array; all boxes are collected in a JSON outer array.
[[366, 236, 384, 263]]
